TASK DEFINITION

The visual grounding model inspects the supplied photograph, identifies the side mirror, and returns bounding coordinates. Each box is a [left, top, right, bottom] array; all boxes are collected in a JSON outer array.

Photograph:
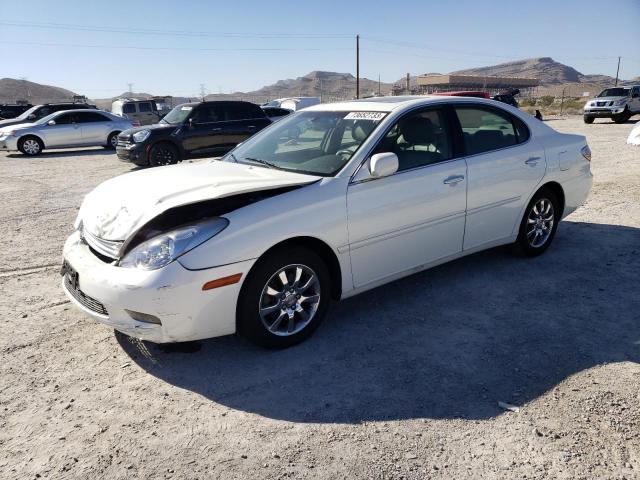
[[369, 152, 398, 178], [47, 120, 56, 126], [187, 118, 195, 128]]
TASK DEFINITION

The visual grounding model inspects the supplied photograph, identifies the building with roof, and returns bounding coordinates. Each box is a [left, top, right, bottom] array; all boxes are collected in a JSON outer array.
[[412, 74, 539, 96]]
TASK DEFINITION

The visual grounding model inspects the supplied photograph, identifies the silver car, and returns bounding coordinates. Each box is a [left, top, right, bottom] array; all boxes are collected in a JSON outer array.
[[0, 109, 133, 155]]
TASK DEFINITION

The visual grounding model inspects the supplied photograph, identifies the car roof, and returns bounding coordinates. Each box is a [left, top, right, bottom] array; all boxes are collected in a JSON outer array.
[[303, 95, 508, 112], [52, 109, 111, 114]]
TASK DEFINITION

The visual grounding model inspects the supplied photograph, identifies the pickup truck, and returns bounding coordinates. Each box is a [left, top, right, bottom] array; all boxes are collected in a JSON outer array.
[[583, 86, 640, 124]]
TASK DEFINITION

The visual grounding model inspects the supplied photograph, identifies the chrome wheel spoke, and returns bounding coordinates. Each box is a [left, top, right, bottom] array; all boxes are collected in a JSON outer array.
[[259, 263, 321, 337]]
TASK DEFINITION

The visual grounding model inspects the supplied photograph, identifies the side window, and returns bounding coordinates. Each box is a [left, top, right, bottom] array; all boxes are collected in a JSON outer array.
[[122, 103, 136, 114], [456, 107, 518, 155], [54, 113, 74, 125], [36, 107, 50, 118], [76, 112, 109, 123], [373, 108, 453, 171], [138, 102, 152, 112], [192, 105, 225, 123]]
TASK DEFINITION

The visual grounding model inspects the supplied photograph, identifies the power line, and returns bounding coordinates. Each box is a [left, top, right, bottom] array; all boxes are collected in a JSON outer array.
[[3, 40, 351, 53], [0, 20, 353, 39]]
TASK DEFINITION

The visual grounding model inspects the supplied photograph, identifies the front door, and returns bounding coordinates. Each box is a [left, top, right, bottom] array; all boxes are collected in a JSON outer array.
[[454, 105, 546, 250], [347, 107, 467, 288], [181, 103, 228, 155], [42, 112, 83, 147]]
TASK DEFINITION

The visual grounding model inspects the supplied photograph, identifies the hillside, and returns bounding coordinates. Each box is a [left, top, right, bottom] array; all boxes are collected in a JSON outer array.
[[451, 57, 617, 86], [205, 71, 393, 103], [0, 78, 78, 104]]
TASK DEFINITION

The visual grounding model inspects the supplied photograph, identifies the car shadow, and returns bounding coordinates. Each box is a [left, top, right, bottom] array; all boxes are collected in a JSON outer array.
[[117, 221, 640, 423], [5, 147, 113, 159]]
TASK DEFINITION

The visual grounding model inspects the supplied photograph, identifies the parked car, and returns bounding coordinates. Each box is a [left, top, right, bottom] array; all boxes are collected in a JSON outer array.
[[62, 96, 592, 348], [0, 102, 98, 129], [263, 97, 320, 111], [261, 106, 293, 122], [0, 109, 133, 155], [0, 103, 33, 120], [430, 91, 490, 99], [111, 98, 163, 126], [492, 89, 520, 108], [116, 101, 271, 167], [583, 86, 640, 124]]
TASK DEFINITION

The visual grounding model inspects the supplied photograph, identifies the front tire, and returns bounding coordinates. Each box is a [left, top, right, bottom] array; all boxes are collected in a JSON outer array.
[[149, 142, 180, 167], [583, 115, 594, 124], [612, 108, 631, 124], [237, 247, 331, 348], [106, 131, 120, 149], [515, 188, 560, 257], [18, 136, 43, 156]]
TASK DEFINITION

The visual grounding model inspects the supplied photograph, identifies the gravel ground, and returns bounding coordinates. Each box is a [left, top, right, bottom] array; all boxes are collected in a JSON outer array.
[[0, 116, 638, 480]]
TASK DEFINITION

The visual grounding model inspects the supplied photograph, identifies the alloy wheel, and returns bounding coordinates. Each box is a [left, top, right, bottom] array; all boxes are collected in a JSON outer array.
[[526, 198, 554, 248], [153, 147, 176, 165], [23, 139, 40, 155], [258, 264, 321, 336]]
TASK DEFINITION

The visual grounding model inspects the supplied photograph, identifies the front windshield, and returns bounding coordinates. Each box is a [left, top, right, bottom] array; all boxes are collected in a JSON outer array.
[[598, 88, 629, 98], [34, 112, 60, 125], [225, 110, 386, 176], [16, 105, 39, 120], [161, 104, 194, 124]]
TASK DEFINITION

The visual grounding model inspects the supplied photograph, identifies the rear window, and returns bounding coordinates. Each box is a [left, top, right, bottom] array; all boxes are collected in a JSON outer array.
[[122, 103, 136, 114], [138, 102, 152, 112], [455, 106, 529, 155]]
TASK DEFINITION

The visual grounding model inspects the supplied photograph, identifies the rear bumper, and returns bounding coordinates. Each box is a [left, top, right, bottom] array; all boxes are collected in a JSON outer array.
[[561, 170, 593, 218]]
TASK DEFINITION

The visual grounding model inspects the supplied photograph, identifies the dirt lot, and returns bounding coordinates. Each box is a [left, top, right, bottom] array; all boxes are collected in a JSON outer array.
[[1, 116, 639, 479]]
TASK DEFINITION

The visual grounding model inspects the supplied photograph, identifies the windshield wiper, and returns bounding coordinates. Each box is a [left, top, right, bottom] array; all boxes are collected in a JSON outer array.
[[243, 157, 279, 169]]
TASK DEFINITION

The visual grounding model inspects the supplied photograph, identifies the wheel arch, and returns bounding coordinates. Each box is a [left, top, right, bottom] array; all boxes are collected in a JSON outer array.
[[18, 134, 45, 149], [250, 236, 343, 301], [538, 181, 565, 217]]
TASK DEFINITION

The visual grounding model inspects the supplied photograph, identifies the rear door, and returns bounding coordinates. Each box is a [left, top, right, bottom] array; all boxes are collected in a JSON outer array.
[[76, 111, 113, 144], [137, 101, 157, 125], [226, 103, 271, 146], [455, 105, 546, 250]]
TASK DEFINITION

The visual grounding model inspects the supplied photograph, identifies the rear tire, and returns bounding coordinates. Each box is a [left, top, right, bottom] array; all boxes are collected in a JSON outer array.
[[105, 131, 120, 149], [237, 246, 331, 348], [514, 188, 560, 257], [149, 142, 179, 167], [583, 115, 594, 124], [18, 136, 43, 156]]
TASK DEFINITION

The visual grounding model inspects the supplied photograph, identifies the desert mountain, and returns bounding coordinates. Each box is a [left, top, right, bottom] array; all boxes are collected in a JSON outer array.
[[0, 78, 78, 104], [451, 57, 616, 85]]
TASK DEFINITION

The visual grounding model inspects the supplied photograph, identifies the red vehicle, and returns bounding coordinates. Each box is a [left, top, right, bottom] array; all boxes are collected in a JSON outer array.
[[430, 91, 491, 99]]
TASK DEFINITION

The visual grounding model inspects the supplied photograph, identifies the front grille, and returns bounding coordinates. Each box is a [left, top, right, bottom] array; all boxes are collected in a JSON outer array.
[[82, 228, 123, 260], [117, 138, 132, 148], [64, 274, 108, 316]]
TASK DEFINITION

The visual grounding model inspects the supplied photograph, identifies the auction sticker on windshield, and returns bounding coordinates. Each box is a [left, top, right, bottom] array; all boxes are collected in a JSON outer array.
[[181, 106, 193, 111], [344, 112, 386, 121]]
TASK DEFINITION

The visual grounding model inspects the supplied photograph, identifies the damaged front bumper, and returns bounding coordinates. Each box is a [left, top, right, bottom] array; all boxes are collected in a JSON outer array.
[[61, 230, 255, 342]]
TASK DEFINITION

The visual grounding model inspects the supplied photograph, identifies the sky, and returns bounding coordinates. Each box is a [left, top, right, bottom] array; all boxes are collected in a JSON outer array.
[[1, 0, 639, 98]]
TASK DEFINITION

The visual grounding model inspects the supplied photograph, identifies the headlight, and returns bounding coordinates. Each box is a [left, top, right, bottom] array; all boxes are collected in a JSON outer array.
[[614, 98, 627, 106], [119, 218, 229, 270], [132, 129, 151, 143], [1, 130, 17, 137]]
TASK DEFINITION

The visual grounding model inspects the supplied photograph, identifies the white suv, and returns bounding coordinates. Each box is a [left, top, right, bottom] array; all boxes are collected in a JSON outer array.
[[583, 86, 640, 124]]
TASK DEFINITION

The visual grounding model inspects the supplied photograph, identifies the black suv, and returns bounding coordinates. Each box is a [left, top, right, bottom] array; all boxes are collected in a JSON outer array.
[[0, 103, 33, 120], [0, 102, 98, 128], [116, 101, 272, 167]]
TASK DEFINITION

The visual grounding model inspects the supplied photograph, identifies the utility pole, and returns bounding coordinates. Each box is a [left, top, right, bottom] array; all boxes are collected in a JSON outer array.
[[127, 82, 133, 95], [406, 73, 410, 94], [356, 34, 360, 99], [560, 87, 566, 115], [378, 74, 381, 96], [615, 56, 621, 86], [19, 76, 29, 101], [199, 84, 206, 101]]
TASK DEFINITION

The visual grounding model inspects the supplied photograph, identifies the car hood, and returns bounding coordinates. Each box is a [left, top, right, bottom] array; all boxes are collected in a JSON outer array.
[[0, 122, 37, 133], [120, 122, 177, 137], [78, 160, 321, 241], [590, 96, 628, 102]]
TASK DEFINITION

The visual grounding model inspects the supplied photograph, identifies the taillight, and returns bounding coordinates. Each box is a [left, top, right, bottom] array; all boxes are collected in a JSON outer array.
[[581, 145, 591, 162]]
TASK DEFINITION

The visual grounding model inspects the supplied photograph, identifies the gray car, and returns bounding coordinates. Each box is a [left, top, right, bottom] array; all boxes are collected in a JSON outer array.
[[0, 109, 133, 155]]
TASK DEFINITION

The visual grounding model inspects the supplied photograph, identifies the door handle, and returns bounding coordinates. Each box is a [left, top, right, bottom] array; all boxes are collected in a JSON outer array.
[[525, 156, 541, 166], [247, 125, 256, 130], [443, 175, 465, 185], [211, 128, 222, 132]]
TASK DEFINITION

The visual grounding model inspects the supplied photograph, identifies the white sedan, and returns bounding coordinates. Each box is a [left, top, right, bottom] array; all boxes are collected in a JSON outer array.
[[62, 96, 592, 348]]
